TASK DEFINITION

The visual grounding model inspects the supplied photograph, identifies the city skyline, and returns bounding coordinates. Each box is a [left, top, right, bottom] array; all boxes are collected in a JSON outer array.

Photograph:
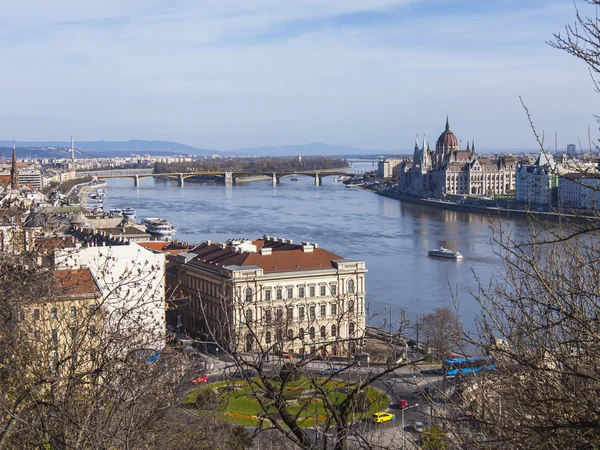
[[1, 0, 596, 151]]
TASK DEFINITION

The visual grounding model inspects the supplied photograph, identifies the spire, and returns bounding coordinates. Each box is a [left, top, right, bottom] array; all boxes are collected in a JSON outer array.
[[466, 140, 470, 152], [471, 140, 476, 158], [422, 134, 427, 151], [414, 135, 419, 151], [10, 141, 18, 189], [445, 114, 450, 131]]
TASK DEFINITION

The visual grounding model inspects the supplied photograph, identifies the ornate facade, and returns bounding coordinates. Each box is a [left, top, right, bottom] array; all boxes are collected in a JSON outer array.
[[398, 118, 516, 198]]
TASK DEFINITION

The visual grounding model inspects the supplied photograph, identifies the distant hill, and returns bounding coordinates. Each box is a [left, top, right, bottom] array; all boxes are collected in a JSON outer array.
[[230, 142, 390, 157], [0, 140, 215, 156]]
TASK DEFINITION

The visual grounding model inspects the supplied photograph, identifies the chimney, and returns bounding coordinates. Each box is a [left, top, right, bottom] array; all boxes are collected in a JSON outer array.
[[260, 247, 272, 256], [302, 242, 314, 252]]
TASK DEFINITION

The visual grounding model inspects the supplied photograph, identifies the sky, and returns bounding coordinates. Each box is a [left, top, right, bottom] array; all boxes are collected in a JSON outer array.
[[0, 0, 597, 151]]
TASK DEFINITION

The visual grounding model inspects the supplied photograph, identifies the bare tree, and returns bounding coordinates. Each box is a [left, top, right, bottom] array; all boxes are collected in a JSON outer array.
[[416, 308, 462, 362]]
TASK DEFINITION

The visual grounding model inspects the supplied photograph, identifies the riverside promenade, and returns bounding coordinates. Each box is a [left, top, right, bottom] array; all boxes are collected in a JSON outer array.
[[375, 189, 597, 223]]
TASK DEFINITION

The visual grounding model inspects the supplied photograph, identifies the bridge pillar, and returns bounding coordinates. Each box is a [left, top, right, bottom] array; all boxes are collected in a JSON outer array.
[[134, 175, 140, 187], [225, 171, 233, 186], [178, 173, 185, 187], [315, 173, 320, 186], [272, 173, 278, 187]]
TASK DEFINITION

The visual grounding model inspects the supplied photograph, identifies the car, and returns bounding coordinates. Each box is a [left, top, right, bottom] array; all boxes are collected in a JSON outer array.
[[371, 412, 396, 424], [320, 367, 341, 375], [398, 399, 409, 409], [190, 374, 209, 384], [281, 352, 294, 360], [412, 421, 425, 432]]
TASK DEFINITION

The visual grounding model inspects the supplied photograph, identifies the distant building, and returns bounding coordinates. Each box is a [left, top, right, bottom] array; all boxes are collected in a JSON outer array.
[[397, 118, 516, 197], [567, 144, 577, 156], [515, 151, 559, 205], [559, 172, 600, 210], [377, 158, 402, 179], [169, 236, 367, 356]]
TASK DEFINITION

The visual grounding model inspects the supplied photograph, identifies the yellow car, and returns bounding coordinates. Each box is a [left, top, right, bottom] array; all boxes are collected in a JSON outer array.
[[371, 412, 396, 424]]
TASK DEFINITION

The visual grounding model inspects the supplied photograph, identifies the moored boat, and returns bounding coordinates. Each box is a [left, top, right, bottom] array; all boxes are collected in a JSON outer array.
[[122, 207, 136, 219], [427, 247, 463, 259], [143, 218, 176, 235], [290, 177, 300, 182]]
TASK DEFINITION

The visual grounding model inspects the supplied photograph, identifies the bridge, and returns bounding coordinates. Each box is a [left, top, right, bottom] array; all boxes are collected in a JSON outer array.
[[91, 170, 353, 187]]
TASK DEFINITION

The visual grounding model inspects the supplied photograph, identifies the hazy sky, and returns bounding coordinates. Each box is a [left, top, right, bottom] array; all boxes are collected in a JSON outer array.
[[1, 0, 597, 151]]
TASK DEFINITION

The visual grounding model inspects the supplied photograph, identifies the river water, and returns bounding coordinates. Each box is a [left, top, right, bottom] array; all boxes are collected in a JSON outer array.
[[103, 161, 531, 334]]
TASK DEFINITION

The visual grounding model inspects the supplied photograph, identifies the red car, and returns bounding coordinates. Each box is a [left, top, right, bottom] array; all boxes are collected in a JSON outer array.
[[398, 399, 409, 409], [190, 374, 209, 384]]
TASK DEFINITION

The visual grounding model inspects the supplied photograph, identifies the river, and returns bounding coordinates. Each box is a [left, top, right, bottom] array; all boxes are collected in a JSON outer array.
[[102, 161, 531, 334]]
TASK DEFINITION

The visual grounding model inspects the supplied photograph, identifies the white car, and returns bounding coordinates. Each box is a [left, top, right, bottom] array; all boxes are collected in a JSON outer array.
[[413, 421, 425, 432]]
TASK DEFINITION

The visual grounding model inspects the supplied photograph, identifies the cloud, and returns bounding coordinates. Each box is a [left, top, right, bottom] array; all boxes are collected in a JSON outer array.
[[0, 0, 595, 150]]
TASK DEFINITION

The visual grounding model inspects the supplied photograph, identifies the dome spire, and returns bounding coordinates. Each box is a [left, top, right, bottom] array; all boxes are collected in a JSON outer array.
[[445, 114, 450, 131]]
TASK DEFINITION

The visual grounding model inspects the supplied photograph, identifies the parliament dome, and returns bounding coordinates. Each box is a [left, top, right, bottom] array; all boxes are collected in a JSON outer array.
[[436, 117, 459, 153]]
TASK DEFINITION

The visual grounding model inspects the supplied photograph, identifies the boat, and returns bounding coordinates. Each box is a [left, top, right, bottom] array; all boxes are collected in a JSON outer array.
[[122, 207, 136, 219], [110, 208, 123, 216], [427, 247, 463, 259], [334, 176, 349, 182], [290, 177, 300, 182], [143, 218, 176, 235]]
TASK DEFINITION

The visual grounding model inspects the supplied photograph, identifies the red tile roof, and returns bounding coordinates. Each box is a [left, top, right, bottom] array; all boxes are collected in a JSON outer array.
[[138, 241, 191, 255], [53, 268, 102, 299], [188, 239, 343, 274]]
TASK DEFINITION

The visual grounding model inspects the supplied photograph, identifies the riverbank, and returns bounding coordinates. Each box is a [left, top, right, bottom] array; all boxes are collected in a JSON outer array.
[[77, 181, 107, 203], [374, 189, 598, 223]]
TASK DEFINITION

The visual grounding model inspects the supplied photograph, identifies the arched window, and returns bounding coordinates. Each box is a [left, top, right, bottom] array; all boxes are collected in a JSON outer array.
[[331, 325, 337, 337], [245, 309, 253, 324], [348, 299, 354, 313], [299, 328, 305, 341], [347, 279, 355, 294], [245, 288, 252, 303], [349, 322, 355, 337], [309, 327, 315, 340], [320, 326, 326, 339], [265, 331, 271, 345], [287, 329, 294, 340]]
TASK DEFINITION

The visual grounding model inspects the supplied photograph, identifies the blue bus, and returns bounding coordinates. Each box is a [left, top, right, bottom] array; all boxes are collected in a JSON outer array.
[[443, 356, 496, 376]]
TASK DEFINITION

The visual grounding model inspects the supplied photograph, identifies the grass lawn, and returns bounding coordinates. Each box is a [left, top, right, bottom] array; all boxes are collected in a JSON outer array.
[[182, 376, 389, 427]]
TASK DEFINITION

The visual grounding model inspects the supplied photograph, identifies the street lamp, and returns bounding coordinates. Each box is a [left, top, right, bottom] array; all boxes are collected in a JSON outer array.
[[402, 403, 419, 450]]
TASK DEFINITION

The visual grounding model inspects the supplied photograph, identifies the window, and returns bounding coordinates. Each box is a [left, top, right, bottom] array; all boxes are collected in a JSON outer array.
[[276, 289, 282, 300], [276, 308, 283, 321], [320, 285, 326, 296], [277, 329, 283, 342], [348, 300, 354, 313], [265, 331, 271, 345], [245, 309, 253, 324], [298, 306, 305, 321], [33, 309, 40, 321], [50, 308, 57, 320], [90, 349, 97, 362], [320, 304, 326, 318], [331, 325, 337, 337], [71, 327, 77, 341], [265, 289, 271, 301], [89, 325, 97, 337], [52, 329, 58, 347], [348, 279, 355, 294], [309, 327, 315, 340], [287, 307, 293, 320], [298, 287, 305, 298], [287, 288, 294, 299], [265, 310, 272, 325], [299, 328, 305, 340], [245, 288, 252, 303], [34, 329, 41, 341], [70, 306, 77, 318], [89, 304, 97, 316], [320, 326, 326, 339], [287, 329, 294, 340], [331, 285, 337, 296], [310, 286, 315, 297], [349, 322, 355, 337], [331, 303, 337, 316], [309, 306, 316, 320]]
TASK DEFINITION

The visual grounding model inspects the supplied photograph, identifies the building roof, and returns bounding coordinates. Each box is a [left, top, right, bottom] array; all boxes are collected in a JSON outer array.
[[186, 238, 344, 274], [138, 240, 191, 255], [53, 268, 102, 299], [99, 226, 149, 236]]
